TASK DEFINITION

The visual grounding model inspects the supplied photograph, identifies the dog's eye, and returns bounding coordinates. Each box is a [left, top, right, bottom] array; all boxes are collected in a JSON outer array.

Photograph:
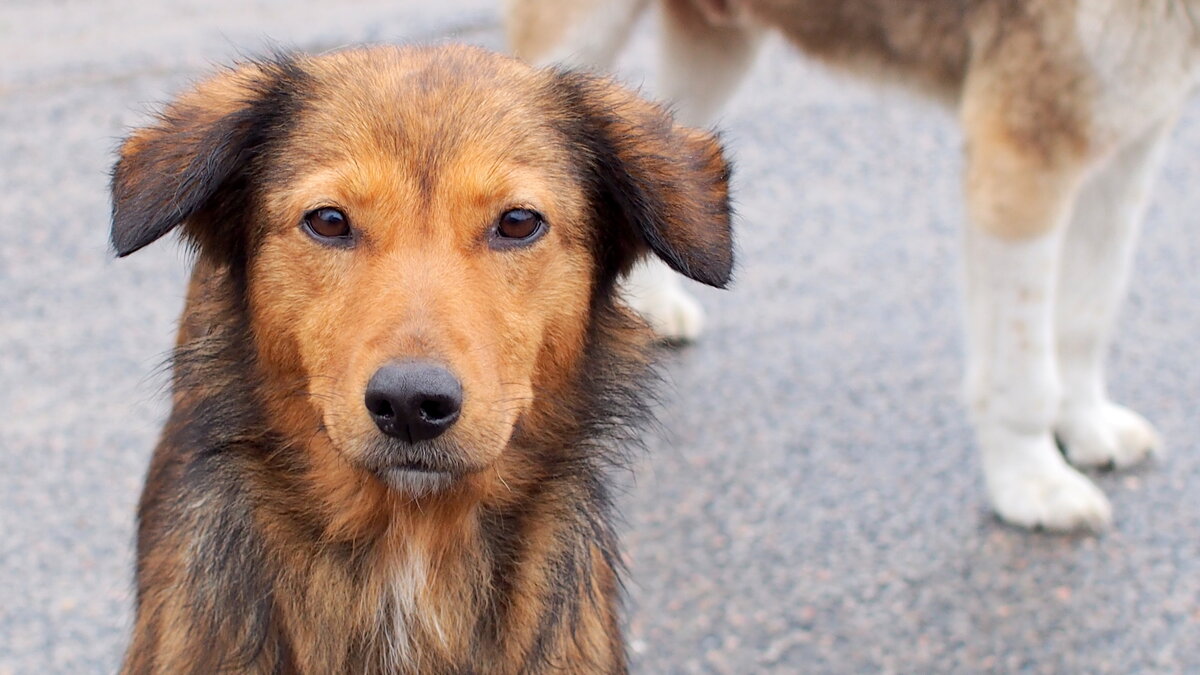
[[302, 207, 352, 244], [492, 208, 546, 247]]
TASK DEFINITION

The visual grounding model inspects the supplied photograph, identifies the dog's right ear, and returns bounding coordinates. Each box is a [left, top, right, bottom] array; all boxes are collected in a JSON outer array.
[[110, 59, 302, 259]]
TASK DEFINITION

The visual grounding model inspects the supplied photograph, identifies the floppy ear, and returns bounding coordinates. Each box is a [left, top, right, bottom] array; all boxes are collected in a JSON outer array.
[[552, 71, 735, 288], [109, 59, 303, 259]]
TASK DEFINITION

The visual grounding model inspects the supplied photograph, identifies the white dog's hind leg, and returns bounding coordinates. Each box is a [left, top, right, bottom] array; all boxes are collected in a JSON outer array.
[[1054, 121, 1173, 469], [621, 1, 764, 341]]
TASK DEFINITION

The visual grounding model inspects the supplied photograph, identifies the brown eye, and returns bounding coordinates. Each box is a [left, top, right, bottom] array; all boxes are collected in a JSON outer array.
[[302, 207, 352, 244], [493, 208, 546, 247]]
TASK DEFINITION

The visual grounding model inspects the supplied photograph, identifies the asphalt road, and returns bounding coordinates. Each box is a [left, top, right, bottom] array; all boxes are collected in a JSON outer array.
[[3, 1, 1199, 672]]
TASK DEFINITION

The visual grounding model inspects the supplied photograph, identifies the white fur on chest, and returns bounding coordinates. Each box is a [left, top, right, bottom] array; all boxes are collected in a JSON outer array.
[[379, 546, 440, 671]]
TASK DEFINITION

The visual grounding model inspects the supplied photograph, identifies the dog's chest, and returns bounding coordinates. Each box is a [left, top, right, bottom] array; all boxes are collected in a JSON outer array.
[[1076, 1, 1200, 134]]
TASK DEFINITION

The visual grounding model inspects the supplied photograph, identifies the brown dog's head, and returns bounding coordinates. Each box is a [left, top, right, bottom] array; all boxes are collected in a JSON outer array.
[[111, 45, 732, 504]]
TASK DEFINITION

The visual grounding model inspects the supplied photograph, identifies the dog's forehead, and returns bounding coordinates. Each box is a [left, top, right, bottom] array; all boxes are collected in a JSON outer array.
[[290, 46, 563, 166]]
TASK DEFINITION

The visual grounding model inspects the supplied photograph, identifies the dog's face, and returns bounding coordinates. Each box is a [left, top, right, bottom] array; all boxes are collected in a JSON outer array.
[[111, 46, 732, 499]]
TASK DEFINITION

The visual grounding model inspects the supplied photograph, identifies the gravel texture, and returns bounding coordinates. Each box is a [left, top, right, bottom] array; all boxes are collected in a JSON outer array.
[[2, 2, 1198, 672]]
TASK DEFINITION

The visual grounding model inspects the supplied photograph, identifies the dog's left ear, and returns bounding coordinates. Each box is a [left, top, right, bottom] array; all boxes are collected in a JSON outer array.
[[552, 72, 735, 288]]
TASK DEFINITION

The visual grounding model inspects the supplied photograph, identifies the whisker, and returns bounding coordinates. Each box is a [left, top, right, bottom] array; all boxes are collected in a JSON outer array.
[[494, 466, 513, 494]]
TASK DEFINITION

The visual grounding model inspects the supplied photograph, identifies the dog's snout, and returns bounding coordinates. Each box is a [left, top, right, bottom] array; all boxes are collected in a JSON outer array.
[[365, 362, 463, 443]]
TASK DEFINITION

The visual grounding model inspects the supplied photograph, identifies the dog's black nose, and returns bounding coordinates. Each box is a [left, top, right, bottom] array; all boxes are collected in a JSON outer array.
[[364, 362, 462, 442]]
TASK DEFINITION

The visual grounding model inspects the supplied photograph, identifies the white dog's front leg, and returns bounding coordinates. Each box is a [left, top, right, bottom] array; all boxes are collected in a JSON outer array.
[[965, 227, 1112, 531], [1055, 122, 1172, 469]]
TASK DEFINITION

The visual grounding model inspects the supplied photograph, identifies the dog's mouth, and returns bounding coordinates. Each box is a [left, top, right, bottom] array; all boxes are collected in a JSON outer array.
[[360, 437, 482, 498], [379, 462, 458, 498]]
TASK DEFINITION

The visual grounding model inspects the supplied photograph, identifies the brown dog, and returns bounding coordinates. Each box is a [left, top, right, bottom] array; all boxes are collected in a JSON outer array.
[[110, 44, 732, 673], [508, 0, 1200, 531]]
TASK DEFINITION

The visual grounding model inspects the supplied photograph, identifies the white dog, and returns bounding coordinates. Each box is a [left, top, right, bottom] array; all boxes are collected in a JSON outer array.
[[507, 0, 1200, 531]]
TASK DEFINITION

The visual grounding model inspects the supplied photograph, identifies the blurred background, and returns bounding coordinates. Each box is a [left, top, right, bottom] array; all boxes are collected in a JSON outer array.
[[2, 0, 1199, 672]]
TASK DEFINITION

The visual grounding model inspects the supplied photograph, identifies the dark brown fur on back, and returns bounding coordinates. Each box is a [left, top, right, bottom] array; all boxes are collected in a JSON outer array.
[[111, 45, 733, 674], [741, 0, 972, 95]]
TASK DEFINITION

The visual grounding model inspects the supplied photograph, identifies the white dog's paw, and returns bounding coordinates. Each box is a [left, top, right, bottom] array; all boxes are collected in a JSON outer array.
[[983, 432, 1113, 531], [620, 261, 705, 341], [1057, 403, 1161, 469]]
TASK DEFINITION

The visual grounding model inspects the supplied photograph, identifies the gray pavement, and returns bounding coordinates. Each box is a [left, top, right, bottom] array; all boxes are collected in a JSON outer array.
[[2, 1, 1199, 672]]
